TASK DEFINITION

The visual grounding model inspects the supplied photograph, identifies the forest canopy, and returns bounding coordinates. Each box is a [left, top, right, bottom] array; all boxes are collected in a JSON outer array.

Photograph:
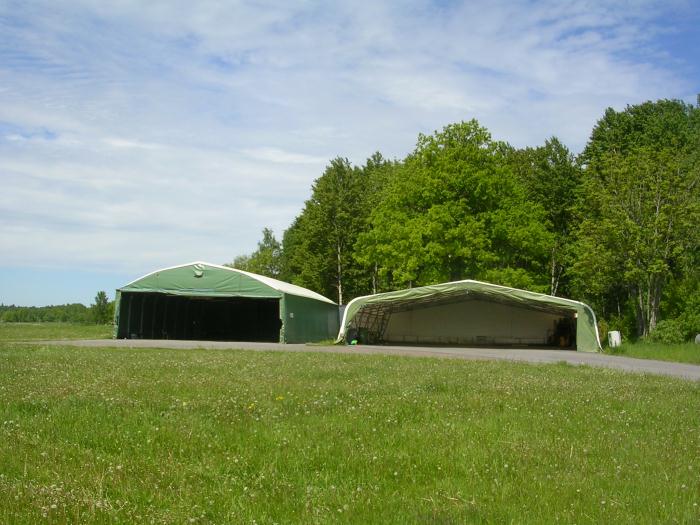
[[232, 99, 699, 342], [1, 291, 114, 324]]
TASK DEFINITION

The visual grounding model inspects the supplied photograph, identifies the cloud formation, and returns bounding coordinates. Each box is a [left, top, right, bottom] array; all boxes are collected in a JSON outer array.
[[0, 0, 698, 291]]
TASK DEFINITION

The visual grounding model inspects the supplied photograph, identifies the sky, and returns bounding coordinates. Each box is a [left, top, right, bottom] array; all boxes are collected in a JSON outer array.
[[1, 0, 698, 306]]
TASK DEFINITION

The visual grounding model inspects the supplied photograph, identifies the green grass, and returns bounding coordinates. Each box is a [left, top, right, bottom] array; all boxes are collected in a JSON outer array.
[[1, 344, 698, 524], [607, 341, 700, 365], [0, 322, 112, 342], [306, 338, 339, 346]]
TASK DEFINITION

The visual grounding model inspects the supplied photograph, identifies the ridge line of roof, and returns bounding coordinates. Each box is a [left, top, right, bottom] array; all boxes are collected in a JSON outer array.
[[120, 261, 204, 288], [350, 279, 588, 307], [199, 262, 336, 304], [119, 261, 336, 304]]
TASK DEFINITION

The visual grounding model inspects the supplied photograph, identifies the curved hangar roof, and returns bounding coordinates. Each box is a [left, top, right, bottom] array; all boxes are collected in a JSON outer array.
[[338, 279, 602, 353], [119, 261, 335, 304], [115, 262, 338, 344]]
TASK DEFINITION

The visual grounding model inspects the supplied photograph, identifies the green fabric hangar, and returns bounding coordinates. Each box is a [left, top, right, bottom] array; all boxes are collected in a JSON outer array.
[[338, 280, 601, 352], [114, 262, 338, 343]]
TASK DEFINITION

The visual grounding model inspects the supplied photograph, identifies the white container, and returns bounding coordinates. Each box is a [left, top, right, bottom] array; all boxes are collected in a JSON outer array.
[[608, 331, 622, 348]]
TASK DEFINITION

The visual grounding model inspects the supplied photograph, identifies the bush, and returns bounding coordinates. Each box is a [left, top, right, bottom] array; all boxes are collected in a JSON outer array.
[[677, 308, 700, 341], [597, 318, 609, 347], [648, 319, 687, 344]]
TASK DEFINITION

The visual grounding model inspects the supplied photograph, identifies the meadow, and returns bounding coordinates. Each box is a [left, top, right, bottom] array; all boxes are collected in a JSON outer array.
[[0, 341, 698, 524], [609, 341, 700, 365], [0, 322, 113, 342]]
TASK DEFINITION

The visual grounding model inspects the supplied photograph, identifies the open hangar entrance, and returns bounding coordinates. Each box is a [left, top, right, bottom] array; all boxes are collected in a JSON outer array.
[[338, 280, 601, 352], [116, 293, 281, 342], [114, 262, 339, 343]]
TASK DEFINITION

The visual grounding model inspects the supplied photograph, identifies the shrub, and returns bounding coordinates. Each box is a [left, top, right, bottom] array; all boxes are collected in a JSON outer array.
[[597, 318, 609, 346], [648, 319, 687, 344]]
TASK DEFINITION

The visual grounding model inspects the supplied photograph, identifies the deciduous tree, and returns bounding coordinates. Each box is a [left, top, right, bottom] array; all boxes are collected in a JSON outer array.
[[283, 158, 370, 303], [91, 291, 111, 324], [228, 228, 282, 278], [571, 100, 700, 337], [510, 137, 581, 296], [356, 120, 553, 291]]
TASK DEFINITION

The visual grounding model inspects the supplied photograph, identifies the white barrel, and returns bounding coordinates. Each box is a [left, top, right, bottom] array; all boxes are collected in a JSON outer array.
[[695, 333, 700, 344], [608, 330, 622, 348]]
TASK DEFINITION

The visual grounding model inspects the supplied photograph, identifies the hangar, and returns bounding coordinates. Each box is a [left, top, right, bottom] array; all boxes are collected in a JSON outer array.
[[114, 262, 338, 343], [337, 280, 601, 352]]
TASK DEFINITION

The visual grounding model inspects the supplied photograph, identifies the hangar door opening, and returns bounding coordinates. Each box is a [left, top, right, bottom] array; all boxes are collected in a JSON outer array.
[[116, 292, 282, 342], [349, 293, 577, 348]]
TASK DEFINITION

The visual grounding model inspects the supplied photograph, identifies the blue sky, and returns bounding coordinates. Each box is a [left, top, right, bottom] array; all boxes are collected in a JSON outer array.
[[1, 0, 698, 306]]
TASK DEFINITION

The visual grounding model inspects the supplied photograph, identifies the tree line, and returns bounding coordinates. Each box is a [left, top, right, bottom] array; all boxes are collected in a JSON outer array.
[[231, 99, 699, 343], [0, 291, 114, 324]]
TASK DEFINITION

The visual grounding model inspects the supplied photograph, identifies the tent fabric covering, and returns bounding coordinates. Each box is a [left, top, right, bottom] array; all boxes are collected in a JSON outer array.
[[338, 280, 602, 352], [117, 262, 334, 303], [114, 262, 338, 343]]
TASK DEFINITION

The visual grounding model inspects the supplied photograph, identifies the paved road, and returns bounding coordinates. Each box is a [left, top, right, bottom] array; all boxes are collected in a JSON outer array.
[[32, 338, 700, 382]]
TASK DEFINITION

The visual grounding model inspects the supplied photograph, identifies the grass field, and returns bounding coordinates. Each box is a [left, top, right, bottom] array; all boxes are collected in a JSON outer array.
[[0, 322, 113, 342], [1, 343, 698, 524], [608, 341, 700, 365]]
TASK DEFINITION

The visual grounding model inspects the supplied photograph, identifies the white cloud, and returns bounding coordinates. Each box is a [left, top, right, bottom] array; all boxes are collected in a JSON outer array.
[[0, 0, 697, 286], [241, 147, 327, 165], [103, 138, 166, 150]]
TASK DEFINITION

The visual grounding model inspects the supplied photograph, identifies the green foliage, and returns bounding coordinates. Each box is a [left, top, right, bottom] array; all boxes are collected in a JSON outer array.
[[571, 100, 700, 337], [230, 253, 251, 271], [1, 345, 698, 523], [0, 296, 115, 326], [351, 153, 398, 294], [283, 157, 376, 303], [224, 98, 697, 338], [228, 228, 283, 278], [509, 137, 581, 296], [91, 291, 112, 324], [659, 273, 700, 341], [356, 121, 553, 291], [648, 319, 688, 344], [0, 303, 92, 323]]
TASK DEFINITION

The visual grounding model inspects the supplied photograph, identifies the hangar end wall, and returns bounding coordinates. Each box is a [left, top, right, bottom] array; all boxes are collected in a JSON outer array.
[[383, 300, 570, 346]]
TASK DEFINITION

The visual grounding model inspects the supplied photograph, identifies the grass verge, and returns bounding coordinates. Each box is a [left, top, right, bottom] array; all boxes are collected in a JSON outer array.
[[1, 343, 698, 523], [0, 322, 113, 342], [607, 341, 700, 365]]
